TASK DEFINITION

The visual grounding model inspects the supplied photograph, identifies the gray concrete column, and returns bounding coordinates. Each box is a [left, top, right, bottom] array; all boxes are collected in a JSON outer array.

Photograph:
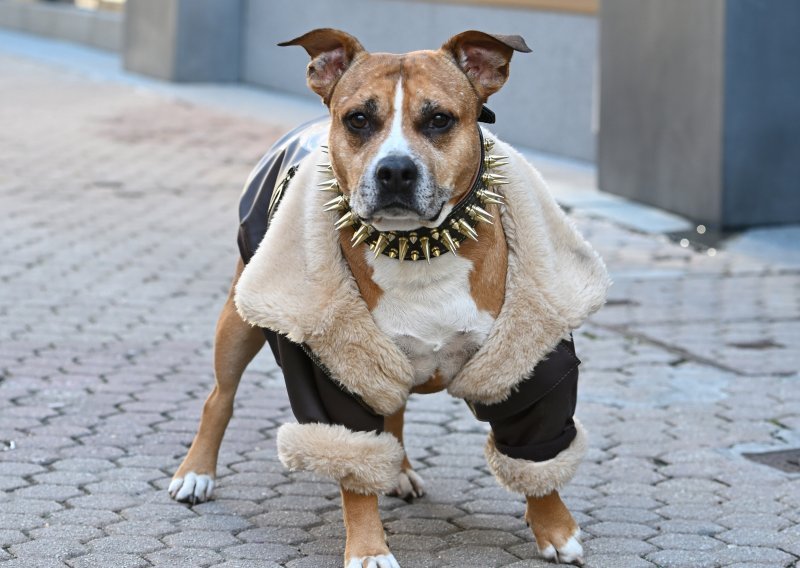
[[598, 0, 800, 229], [123, 0, 241, 82]]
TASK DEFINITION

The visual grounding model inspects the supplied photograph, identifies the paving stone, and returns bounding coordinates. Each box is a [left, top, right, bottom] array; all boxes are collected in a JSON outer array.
[[648, 533, 724, 551], [223, 542, 299, 563], [436, 545, 519, 567], [10, 538, 88, 559], [645, 549, 721, 568], [87, 535, 165, 554], [585, 537, 657, 555], [145, 547, 225, 567], [66, 553, 150, 568], [162, 529, 240, 548]]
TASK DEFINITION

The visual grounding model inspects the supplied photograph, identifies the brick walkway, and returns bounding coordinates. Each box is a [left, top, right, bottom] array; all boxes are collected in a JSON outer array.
[[1, 52, 799, 568]]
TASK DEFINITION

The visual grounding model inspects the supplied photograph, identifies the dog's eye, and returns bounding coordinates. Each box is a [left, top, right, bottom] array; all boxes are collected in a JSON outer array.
[[429, 113, 452, 130], [347, 113, 369, 130]]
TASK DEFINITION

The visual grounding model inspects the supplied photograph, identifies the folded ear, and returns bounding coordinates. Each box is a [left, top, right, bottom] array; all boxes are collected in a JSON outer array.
[[442, 31, 531, 101], [278, 28, 365, 104]]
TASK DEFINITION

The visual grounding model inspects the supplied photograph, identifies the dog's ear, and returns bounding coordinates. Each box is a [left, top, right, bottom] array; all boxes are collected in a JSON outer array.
[[442, 31, 531, 101], [278, 28, 365, 104]]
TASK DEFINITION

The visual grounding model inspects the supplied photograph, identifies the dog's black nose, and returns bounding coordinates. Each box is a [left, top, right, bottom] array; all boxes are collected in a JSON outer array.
[[376, 155, 418, 196]]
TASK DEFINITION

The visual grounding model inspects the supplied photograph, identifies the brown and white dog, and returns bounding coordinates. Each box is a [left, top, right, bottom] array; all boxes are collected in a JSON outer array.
[[169, 29, 609, 568]]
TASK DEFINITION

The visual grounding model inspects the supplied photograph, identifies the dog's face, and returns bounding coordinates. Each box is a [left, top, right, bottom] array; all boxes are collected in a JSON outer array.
[[280, 29, 530, 231]]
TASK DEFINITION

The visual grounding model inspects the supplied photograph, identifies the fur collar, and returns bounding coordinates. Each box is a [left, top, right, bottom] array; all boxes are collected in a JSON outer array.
[[234, 130, 610, 412]]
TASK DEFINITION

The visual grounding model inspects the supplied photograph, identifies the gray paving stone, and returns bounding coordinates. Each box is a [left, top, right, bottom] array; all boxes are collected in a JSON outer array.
[[223, 542, 299, 563], [162, 529, 240, 548], [87, 535, 164, 554], [585, 537, 657, 555], [436, 545, 519, 567], [10, 538, 88, 559], [66, 553, 150, 568], [645, 549, 721, 568], [647, 533, 724, 551], [145, 547, 225, 567]]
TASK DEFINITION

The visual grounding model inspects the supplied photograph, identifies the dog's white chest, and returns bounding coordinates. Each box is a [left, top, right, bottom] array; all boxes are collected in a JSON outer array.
[[366, 252, 495, 385]]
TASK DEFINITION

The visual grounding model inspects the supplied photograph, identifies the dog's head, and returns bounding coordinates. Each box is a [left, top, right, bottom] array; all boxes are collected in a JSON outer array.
[[279, 29, 530, 232]]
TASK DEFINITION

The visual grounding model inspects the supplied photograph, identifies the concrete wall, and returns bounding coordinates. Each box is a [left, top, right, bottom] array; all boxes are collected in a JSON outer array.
[[0, 0, 122, 51], [722, 0, 800, 227], [240, 0, 598, 162], [123, 0, 240, 82], [598, 0, 800, 228]]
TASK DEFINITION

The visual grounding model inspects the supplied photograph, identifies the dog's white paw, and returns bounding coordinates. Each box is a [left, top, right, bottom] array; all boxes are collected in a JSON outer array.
[[387, 469, 425, 500], [538, 529, 584, 566], [168, 472, 215, 504], [346, 553, 401, 568]]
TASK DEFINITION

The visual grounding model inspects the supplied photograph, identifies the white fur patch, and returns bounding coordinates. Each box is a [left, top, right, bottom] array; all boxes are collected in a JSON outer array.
[[375, 79, 410, 158], [346, 553, 401, 568], [367, 250, 494, 385], [168, 472, 215, 503], [537, 529, 584, 566]]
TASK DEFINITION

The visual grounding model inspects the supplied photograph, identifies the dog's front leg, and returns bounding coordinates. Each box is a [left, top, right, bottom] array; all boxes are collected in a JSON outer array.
[[341, 488, 400, 568], [526, 491, 584, 566]]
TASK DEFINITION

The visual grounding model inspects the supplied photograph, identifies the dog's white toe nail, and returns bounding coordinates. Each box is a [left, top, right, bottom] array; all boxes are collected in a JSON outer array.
[[168, 477, 182, 497]]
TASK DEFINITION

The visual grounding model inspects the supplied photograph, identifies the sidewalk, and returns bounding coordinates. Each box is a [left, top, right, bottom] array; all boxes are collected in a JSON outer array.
[[1, 31, 799, 568]]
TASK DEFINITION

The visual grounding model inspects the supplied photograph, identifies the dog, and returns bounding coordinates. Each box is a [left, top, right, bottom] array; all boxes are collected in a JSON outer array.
[[168, 28, 609, 568]]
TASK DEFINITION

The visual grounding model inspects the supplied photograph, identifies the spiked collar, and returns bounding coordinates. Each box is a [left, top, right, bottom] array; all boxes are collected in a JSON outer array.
[[318, 128, 507, 263]]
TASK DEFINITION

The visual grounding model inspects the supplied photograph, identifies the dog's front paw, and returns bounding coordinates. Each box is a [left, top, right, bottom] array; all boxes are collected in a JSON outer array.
[[536, 528, 584, 566], [387, 469, 425, 500], [168, 471, 215, 504], [346, 553, 401, 568]]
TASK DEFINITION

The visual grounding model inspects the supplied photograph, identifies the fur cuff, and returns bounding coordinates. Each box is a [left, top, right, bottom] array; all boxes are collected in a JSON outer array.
[[485, 419, 588, 497], [276, 423, 404, 495]]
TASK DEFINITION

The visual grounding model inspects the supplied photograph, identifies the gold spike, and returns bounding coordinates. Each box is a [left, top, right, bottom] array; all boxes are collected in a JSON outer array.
[[482, 173, 509, 186], [373, 233, 390, 258], [351, 224, 371, 247], [398, 237, 409, 262], [468, 204, 494, 225], [441, 230, 459, 255], [323, 195, 348, 212], [388, 249, 398, 259], [317, 179, 340, 192], [317, 163, 333, 174], [432, 247, 441, 258], [411, 251, 419, 262], [409, 233, 418, 244], [484, 156, 509, 168], [483, 138, 495, 151], [334, 211, 357, 230], [420, 236, 431, 263], [457, 218, 479, 241], [431, 230, 440, 241], [477, 189, 505, 206], [320, 144, 329, 154]]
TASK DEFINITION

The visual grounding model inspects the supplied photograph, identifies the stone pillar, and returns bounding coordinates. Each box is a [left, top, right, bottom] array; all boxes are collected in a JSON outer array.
[[598, 0, 800, 229], [123, 0, 241, 82]]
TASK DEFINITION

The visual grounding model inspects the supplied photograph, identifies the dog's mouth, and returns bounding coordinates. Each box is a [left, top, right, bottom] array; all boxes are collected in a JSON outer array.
[[364, 201, 447, 232]]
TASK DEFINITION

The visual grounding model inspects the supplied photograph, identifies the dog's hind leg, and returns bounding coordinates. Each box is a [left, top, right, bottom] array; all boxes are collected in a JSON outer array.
[[169, 259, 265, 503], [342, 488, 400, 568], [383, 404, 425, 500]]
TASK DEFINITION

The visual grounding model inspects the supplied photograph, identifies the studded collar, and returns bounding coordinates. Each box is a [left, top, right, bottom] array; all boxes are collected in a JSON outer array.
[[317, 128, 508, 263]]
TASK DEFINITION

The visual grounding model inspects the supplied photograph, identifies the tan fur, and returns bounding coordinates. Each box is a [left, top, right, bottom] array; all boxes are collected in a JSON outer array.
[[339, 227, 383, 311], [341, 489, 390, 563], [526, 491, 580, 555], [459, 202, 507, 317]]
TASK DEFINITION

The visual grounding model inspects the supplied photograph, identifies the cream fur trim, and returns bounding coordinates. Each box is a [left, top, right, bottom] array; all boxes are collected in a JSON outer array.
[[276, 423, 404, 495], [484, 419, 588, 497], [446, 139, 611, 404]]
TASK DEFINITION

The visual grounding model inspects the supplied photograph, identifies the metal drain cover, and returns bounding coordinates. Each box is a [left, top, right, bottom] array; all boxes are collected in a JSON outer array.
[[744, 449, 800, 473]]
